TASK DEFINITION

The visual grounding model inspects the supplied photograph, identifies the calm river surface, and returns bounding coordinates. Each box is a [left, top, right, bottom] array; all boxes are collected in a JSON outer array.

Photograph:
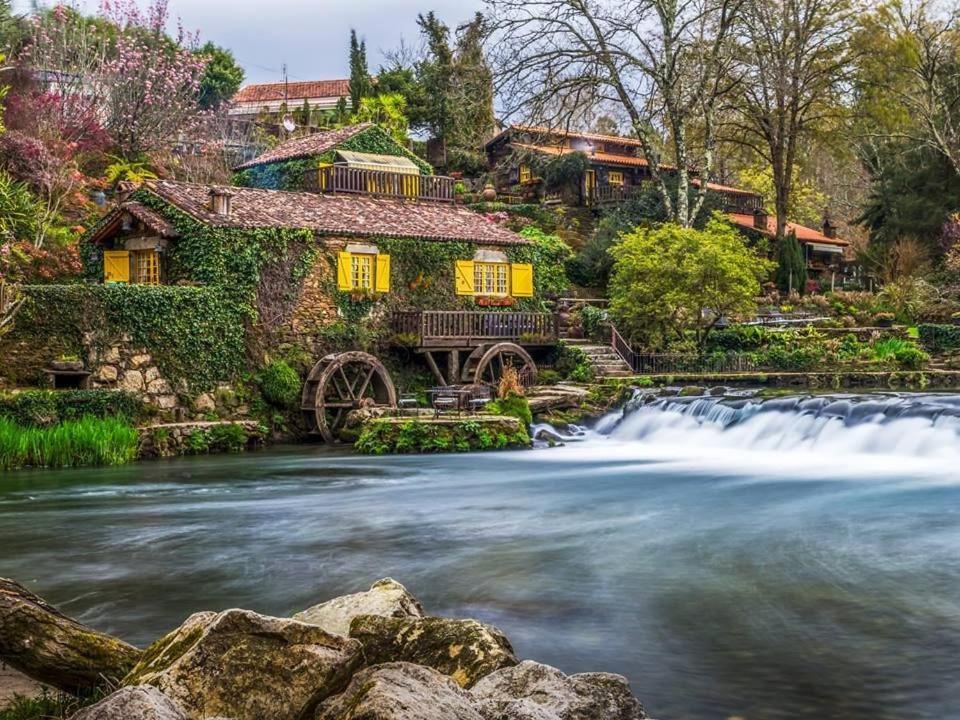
[[2, 392, 960, 719]]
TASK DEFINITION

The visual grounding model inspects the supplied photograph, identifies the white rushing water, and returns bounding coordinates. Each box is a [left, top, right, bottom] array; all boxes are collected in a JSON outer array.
[[531, 391, 960, 479]]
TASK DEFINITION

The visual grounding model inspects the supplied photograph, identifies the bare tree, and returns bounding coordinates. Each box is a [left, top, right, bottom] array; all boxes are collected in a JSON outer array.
[[726, 0, 857, 239], [892, 0, 960, 176], [486, 0, 742, 227], [0, 280, 24, 338]]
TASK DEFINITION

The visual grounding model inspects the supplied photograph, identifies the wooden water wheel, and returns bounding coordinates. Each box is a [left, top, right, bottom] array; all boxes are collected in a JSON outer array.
[[301, 351, 397, 442], [460, 342, 538, 387]]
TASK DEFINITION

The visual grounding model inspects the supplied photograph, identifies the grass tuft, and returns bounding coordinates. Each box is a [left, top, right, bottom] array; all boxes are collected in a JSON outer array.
[[0, 416, 138, 471]]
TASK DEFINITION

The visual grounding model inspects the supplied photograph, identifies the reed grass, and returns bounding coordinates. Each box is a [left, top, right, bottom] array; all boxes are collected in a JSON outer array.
[[0, 416, 138, 471]]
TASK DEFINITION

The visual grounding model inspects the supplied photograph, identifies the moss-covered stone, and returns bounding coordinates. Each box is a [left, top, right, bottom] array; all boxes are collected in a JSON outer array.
[[354, 416, 530, 455], [348, 615, 518, 688], [293, 578, 424, 637], [124, 609, 363, 720]]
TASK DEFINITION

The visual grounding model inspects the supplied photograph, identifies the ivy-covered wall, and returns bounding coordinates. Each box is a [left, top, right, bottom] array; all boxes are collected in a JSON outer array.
[[0, 285, 246, 390], [232, 125, 434, 191]]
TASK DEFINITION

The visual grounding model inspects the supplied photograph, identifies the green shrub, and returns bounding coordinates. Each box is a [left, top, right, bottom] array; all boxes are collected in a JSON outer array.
[[918, 324, 960, 353], [0, 390, 144, 427], [207, 423, 250, 451], [872, 338, 929, 369], [894, 345, 929, 369], [0, 416, 138, 471], [487, 394, 533, 426], [551, 343, 594, 381], [708, 325, 767, 352], [259, 360, 301, 408], [569, 362, 595, 382], [580, 305, 606, 339]]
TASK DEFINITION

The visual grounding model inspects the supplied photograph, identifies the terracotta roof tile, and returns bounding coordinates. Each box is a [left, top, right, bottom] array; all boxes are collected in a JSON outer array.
[[233, 80, 351, 104], [728, 212, 849, 246], [488, 125, 646, 149], [234, 123, 374, 170], [512, 142, 651, 168], [86, 201, 179, 245], [143, 180, 529, 246]]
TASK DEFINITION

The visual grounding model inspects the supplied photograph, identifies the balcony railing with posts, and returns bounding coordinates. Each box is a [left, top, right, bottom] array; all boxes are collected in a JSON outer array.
[[585, 180, 763, 214], [392, 310, 559, 348], [314, 165, 457, 202]]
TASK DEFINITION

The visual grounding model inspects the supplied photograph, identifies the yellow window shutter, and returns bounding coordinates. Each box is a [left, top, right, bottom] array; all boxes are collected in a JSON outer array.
[[375, 253, 391, 293], [337, 251, 353, 291], [103, 250, 130, 284], [511, 263, 534, 297], [455, 260, 475, 295]]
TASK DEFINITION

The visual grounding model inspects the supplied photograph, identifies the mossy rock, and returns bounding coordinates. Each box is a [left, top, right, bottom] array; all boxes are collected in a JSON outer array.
[[348, 615, 518, 688], [677, 385, 707, 397], [124, 609, 363, 720], [293, 578, 424, 637], [316, 662, 483, 720]]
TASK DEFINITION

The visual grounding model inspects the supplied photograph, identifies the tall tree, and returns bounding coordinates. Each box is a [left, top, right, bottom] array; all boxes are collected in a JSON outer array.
[[775, 231, 808, 293], [487, 0, 742, 227], [727, 0, 856, 239], [349, 29, 373, 112], [196, 41, 244, 110]]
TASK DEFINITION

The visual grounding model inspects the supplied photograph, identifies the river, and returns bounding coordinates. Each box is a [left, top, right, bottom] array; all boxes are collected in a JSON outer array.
[[2, 391, 959, 719]]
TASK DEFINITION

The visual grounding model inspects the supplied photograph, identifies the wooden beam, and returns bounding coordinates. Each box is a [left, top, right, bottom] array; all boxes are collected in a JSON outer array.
[[423, 351, 446, 386], [448, 350, 460, 385]]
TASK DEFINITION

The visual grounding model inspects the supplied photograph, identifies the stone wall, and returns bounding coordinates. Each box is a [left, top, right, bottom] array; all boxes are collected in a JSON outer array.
[[138, 421, 266, 458], [87, 336, 178, 411]]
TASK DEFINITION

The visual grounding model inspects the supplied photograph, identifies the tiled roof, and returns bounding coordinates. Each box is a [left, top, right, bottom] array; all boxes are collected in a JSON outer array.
[[234, 123, 374, 170], [728, 212, 849, 247], [87, 201, 179, 245], [488, 124, 645, 149], [233, 80, 351, 104], [512, 142, 651, 168], [142, 180, 529, 246]]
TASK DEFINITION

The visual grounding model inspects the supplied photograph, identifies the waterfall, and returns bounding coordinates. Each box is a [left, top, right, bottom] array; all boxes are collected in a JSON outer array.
[[592, 391, 960, 460]]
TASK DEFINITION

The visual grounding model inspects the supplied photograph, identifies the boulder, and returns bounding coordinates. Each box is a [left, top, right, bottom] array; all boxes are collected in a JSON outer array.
[[0, 577, 141, 693], [349, 615, 518, 688], [316, 662, 484, 720], [124, 609, 363, 720], [69, 685, 185, 720], [119, 370, 145, 392], [470, 661, 647, 720], [293, 579, 424, 637]]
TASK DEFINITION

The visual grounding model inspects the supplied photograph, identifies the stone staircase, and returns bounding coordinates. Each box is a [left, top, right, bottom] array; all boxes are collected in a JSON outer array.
[[565, 339, 634, 378]]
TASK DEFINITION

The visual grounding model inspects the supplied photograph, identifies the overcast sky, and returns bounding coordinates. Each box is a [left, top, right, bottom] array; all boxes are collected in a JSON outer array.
[[16, 0, 485, 85]]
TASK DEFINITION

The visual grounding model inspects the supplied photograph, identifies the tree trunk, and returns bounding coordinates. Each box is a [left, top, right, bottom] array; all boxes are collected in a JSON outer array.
[[0, 578, 141, 693]]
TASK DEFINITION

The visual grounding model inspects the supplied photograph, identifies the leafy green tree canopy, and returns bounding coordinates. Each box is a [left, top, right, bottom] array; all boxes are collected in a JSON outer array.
[[196, 42, 244, 110], [609, 215, 775, 349]]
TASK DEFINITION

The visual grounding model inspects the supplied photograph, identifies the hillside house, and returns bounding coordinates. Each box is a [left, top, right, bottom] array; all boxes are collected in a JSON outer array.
[[232, 123, 443, 198], [229, 79, 353, 122], [486, 125, 849, 283]]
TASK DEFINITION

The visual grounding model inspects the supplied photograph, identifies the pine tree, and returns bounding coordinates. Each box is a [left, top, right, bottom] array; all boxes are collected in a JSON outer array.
[[775, 231, 808, 294], [349, 29, 372, 112]]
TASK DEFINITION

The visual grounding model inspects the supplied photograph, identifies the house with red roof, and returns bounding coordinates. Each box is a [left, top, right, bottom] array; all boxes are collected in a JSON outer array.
[[485, 125, 849, 283], [229, 79, 353, 120]]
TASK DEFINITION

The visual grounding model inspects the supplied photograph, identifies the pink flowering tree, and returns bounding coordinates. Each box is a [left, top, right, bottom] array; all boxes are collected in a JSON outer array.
[[98, 0, 208, 158]]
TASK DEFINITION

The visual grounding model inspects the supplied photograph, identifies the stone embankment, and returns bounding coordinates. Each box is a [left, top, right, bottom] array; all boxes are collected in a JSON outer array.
[[0, 577, 649, 720]]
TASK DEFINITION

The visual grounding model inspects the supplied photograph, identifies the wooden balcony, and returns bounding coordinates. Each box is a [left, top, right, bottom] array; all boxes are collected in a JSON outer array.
[[392, 311, 559, 348], [585, 181, 763, 214], [314, 166, 457, 202]]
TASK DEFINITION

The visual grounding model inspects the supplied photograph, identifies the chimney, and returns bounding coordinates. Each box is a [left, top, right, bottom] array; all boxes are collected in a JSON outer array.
[[209, 187, 235, 217], [753, 207, 769, 231], [822, 214, 837, 239], [116, 180, 136, 204]]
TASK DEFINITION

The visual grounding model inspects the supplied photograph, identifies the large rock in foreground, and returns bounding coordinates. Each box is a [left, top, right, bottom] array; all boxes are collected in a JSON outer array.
[[349, 615, 518, 688], [316, 662, 484, 720], [294, 578, 424, 636], [471, 660, 647, 720], [69, 685, 186, 720], [0, 577, 141, 692], [124, 609, 363, 720]]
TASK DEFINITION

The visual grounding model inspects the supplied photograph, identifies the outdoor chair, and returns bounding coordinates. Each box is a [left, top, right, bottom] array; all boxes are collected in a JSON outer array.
[[430, 387, 461, 417], [397, 391, 420, 416]]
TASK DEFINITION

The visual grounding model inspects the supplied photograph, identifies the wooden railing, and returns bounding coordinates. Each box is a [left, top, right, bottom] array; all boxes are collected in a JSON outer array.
[[608, 321, 761, 374], [315, 166, 457, 202], [585, 181, 763, 214], [392, 311, 559, 348]]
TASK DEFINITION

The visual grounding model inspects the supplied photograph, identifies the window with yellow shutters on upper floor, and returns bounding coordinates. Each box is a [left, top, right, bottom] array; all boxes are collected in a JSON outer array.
[[474, 262, 509, 296]]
